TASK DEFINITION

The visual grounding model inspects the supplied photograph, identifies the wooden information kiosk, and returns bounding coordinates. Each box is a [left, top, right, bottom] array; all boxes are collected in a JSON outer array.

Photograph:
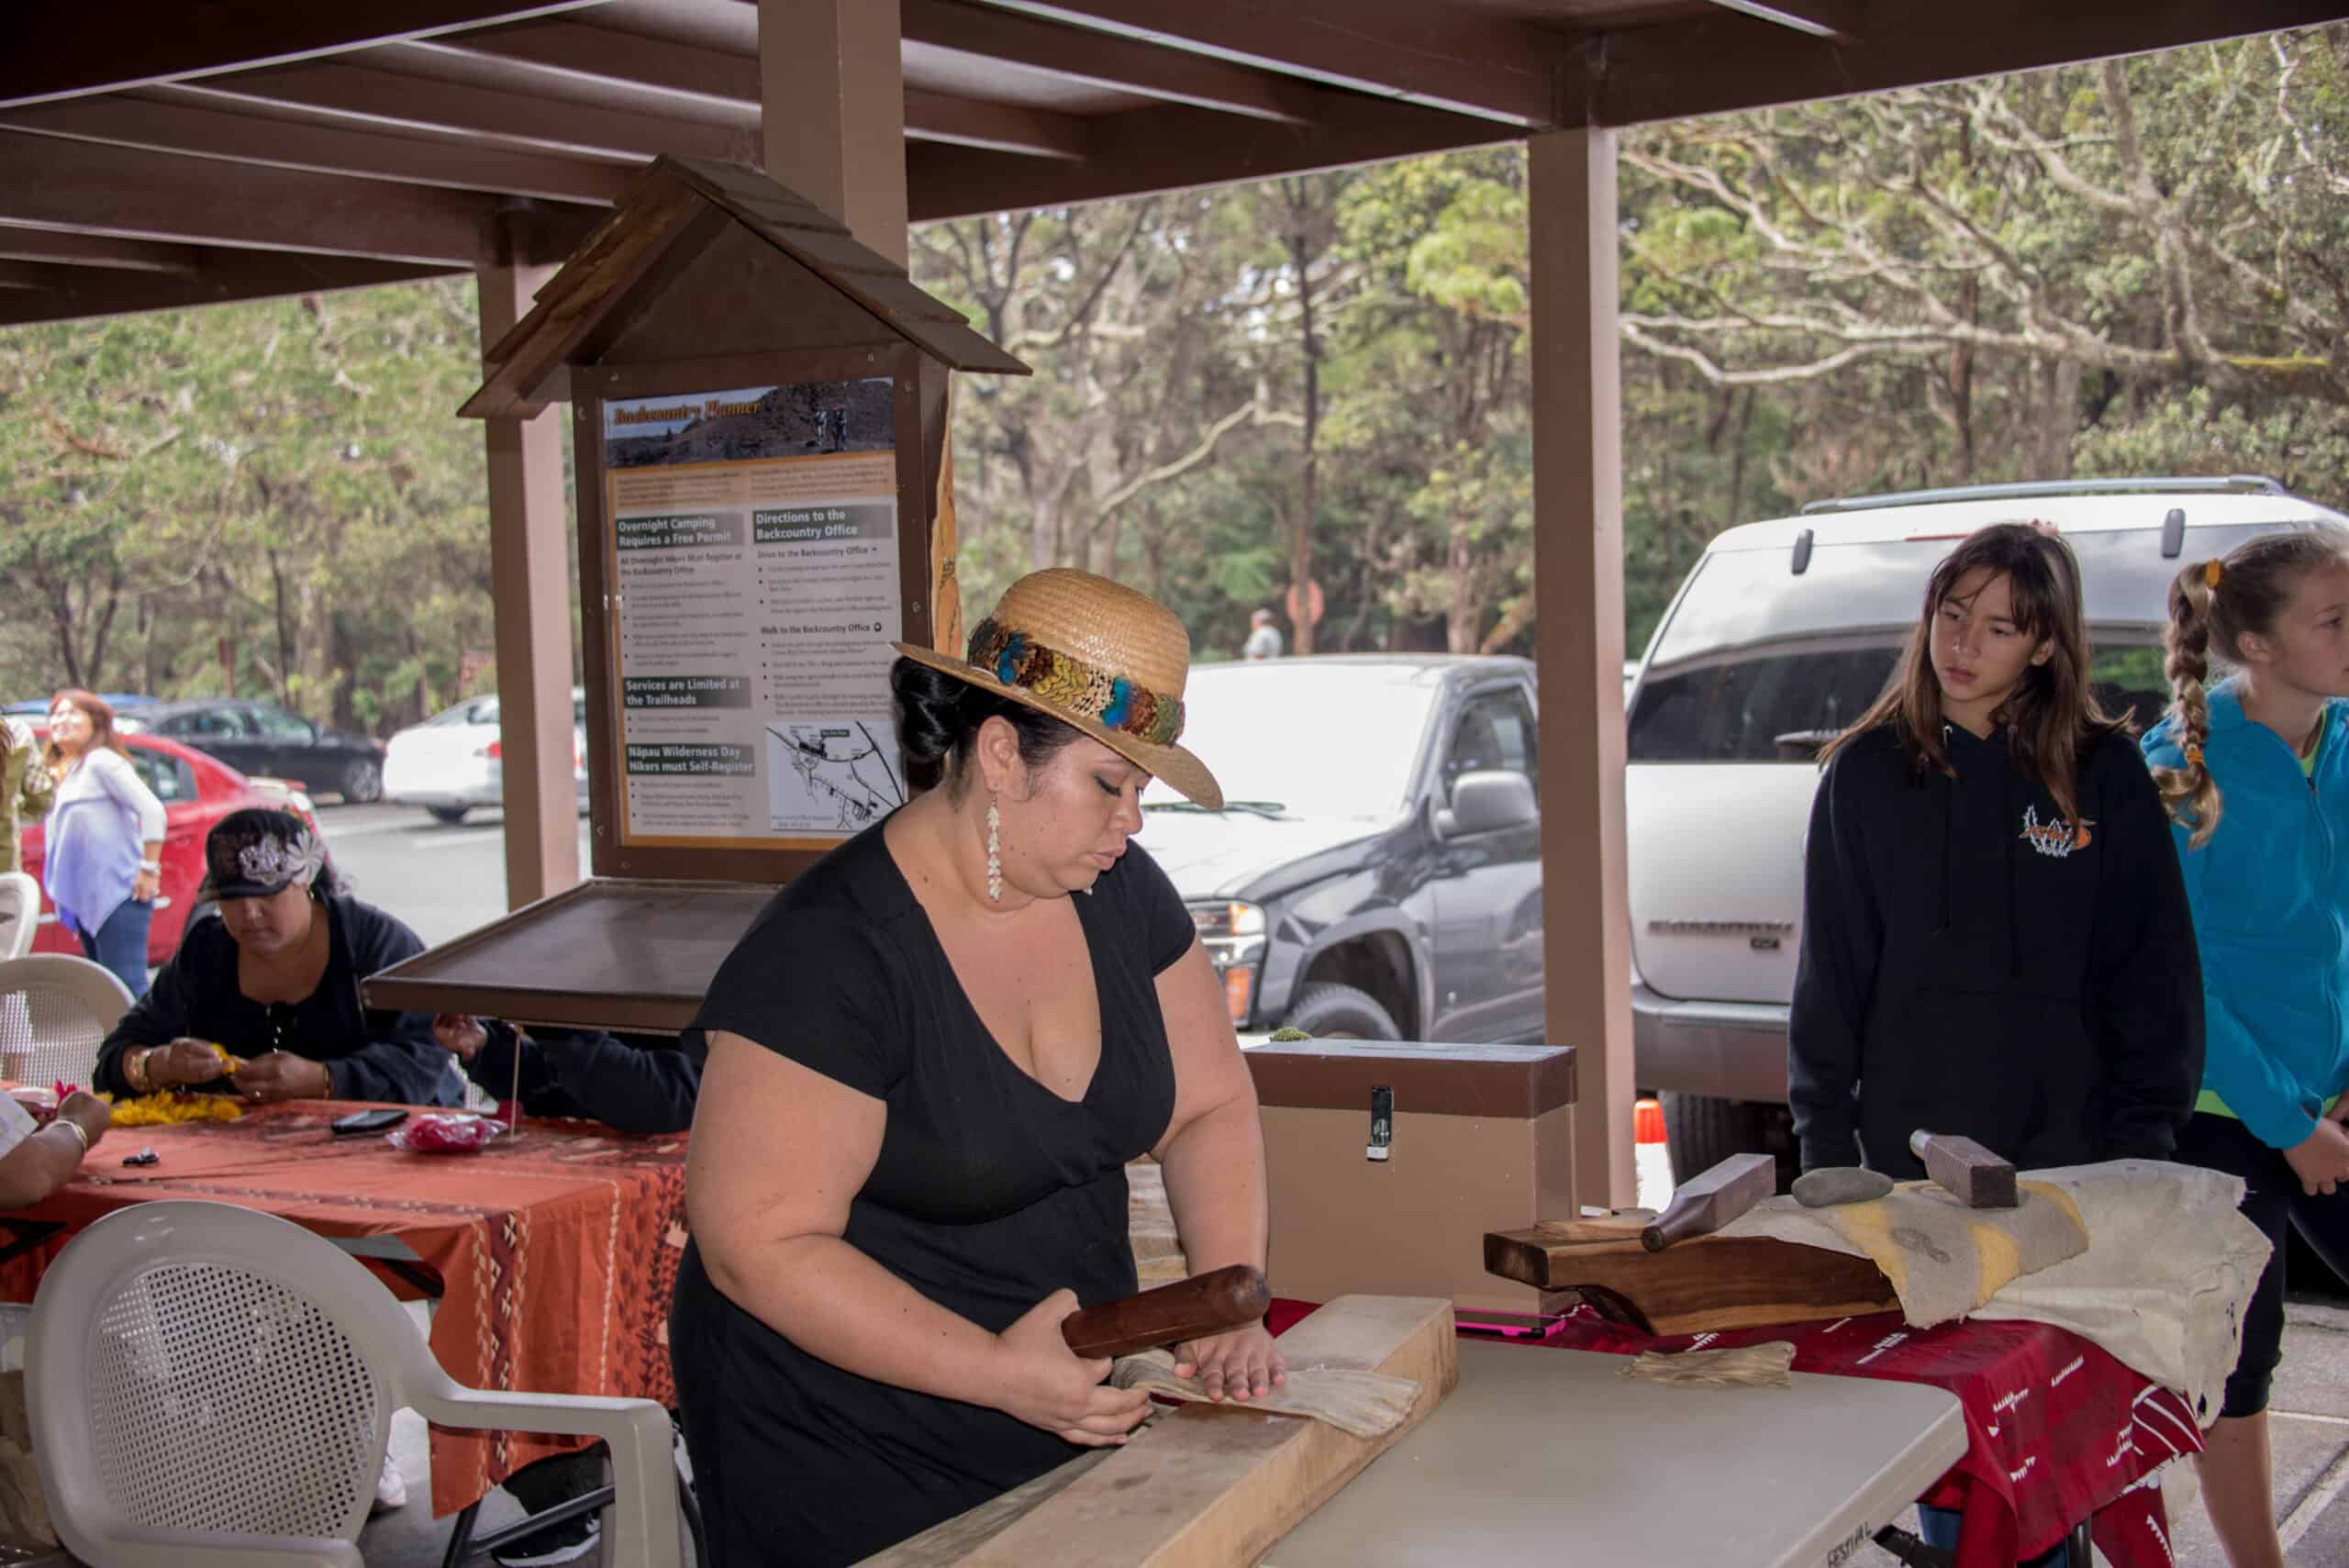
[[365, 155, 1027, 1031]]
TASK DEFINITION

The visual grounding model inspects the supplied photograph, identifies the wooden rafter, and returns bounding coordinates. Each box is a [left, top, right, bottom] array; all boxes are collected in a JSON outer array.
[[0, 92, 640, 206], [907, 91, 1511, 221], [0, 0, 621, 109], [0, 254, 453, 326], [0, 129, 600, 267], [977, 0, 1564, 127], [1587, 0, 2349, 126], [1696, 0, 1858, 39], [0, 228, 201, 274], [898, 0, 1319, 124]]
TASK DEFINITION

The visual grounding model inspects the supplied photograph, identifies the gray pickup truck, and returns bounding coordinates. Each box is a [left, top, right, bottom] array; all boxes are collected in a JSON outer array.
[[1140, 654, 1546, 1044]]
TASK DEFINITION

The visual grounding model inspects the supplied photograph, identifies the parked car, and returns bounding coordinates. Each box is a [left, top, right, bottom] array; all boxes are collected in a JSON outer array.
[[1626, 475, 2349, 1183], [20, 729, 319, 968], [382, 687, 588, 824], [120, 699, 385, 805], [1138, 656, 1542, 1042], [5, 694, 155, 717]]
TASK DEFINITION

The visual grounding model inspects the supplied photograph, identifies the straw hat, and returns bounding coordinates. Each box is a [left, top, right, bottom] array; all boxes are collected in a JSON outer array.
[[894, 568, 1223, 808]]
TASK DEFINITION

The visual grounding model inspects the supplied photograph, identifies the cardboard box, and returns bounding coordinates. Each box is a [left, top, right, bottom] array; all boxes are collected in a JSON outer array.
[[1248, 1040, 1576, 1314]]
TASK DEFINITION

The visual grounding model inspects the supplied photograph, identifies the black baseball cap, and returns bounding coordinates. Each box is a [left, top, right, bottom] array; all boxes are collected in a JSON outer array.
[[200, 807, 325, 900]]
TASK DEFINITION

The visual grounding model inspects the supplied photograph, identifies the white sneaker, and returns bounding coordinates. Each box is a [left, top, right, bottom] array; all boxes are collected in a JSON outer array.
[[373, 1454, 408, 1513]]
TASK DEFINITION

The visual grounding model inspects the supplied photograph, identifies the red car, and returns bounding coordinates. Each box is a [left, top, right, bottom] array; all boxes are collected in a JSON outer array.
[[20, 730, 319, 968]]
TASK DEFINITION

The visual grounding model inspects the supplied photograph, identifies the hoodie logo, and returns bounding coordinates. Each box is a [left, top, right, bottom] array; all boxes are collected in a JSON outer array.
[[2020, 806, 2091, 859]]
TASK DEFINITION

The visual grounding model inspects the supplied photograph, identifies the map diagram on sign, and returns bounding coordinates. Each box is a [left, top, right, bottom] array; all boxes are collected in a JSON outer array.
[[765, 720, 904, 832]]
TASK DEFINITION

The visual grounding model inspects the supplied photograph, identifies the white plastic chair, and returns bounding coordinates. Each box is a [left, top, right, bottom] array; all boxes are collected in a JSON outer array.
[[0, 952, 133, 1088], [25, 1200, 682, 1568], [0, 872, 38, 961]]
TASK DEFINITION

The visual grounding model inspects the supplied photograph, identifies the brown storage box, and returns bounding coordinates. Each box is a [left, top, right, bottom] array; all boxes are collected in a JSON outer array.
[[1248, 1040, 1576, 1314]]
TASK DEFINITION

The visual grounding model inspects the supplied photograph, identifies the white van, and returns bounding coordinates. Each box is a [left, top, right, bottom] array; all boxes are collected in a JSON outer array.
[[1626, 476, 2349, 1180]]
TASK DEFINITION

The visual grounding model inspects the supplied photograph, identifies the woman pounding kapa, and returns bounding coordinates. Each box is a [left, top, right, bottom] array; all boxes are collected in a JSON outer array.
[[671, 569, 1282, 1567]]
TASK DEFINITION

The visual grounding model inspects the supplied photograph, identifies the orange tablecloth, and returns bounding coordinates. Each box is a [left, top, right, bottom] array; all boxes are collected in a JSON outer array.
[[0, 1101, 688, 1517]]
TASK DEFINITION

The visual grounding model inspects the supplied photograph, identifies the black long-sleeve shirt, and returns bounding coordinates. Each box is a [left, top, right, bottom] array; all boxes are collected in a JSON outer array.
[[1788, 722, 2203, 1175], [96, 895, 459, 1106], [463, 1021, 703, 1133]]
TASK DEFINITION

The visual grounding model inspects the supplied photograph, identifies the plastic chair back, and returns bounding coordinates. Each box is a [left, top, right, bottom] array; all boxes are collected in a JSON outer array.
[[0, 952, 133, 1089], [0, 873, 36, 962], [27, 1200, 680, 1567]]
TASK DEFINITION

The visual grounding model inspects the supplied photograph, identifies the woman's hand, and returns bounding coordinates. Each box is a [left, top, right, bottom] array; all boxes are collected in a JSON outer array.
[[141, 1038, 232, 1090], [56, 1090, 110, 1153], [1174, 1322, 1286, 1403], [2284, 1117, 2349, 1196], [432, 1015, 488, 1062], [985, 1288, 1152, 1446], [228, 1050, 333, 1104], [130, 868, 161, 904]]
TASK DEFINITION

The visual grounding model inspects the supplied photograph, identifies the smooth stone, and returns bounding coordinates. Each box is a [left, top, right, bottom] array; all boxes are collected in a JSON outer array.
[[1794, 1166, 1896, 1208]]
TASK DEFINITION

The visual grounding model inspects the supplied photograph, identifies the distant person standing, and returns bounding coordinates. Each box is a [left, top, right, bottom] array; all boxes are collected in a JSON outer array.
[[1242, 608, 1284, 661], [2, 714, 53, 875], [41, 690, 164, 998]]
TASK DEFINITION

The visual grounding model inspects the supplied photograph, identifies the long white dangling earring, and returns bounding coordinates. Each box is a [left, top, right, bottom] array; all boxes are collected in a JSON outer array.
[[985, 793, 1002, 903]]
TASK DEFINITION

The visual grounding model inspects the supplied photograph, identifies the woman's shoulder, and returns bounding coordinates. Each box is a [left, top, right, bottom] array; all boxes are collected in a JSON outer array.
[[328, 895, 426, 962]]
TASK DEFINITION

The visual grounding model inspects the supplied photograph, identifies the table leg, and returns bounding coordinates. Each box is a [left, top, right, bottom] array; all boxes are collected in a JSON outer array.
[[438, 1499, 482, 1568], [0, 1223, 62, 1271]]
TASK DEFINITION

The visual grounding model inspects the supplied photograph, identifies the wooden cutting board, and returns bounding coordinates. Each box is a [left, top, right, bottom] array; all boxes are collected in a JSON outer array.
[[1484, 1227, 1898, 1336], [858, 1295, 1456, 1567]]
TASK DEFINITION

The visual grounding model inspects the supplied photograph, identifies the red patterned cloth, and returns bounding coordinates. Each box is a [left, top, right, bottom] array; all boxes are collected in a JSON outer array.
[[0, 1101, 688, 1517], [1269, 1300, 2198, 1568]]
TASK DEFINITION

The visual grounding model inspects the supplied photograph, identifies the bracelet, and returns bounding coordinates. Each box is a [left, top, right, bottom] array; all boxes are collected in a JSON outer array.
[[126, 1046, 153, 1094], [138, 861, 160, 873], [57, 1118, 89, 1156]]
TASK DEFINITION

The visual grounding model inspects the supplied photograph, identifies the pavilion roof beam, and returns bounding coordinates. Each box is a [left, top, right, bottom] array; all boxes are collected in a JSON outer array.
[[908, 90, 1509, 221], [0, 1, 620, 110], [974, 0, 1564, 127], [896, 0, 1319, 124], [0, 227, 202, 274], [1588, 0, 2349, 126], [1695, 0, 1859, 40], [0, 129, 601, 267], [0, 254, 456, 328], [0, 92, 640, 206]]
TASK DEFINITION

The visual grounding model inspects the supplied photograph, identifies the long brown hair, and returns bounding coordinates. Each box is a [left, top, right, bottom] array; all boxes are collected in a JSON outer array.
[[2154, 527, 2349, 848], [1820, 521, 2128, 828], [42, 689, 132, 774]]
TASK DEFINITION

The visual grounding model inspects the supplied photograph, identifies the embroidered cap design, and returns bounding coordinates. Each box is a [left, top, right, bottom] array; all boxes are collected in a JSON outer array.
[[965, 617, 1186, 747]]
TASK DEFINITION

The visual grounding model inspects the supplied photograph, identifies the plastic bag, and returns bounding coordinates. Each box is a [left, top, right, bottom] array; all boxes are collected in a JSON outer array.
[[386, 1112, 506, 1154]]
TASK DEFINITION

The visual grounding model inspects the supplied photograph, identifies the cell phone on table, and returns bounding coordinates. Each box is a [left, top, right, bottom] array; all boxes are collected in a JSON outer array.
[[330, 1107, 408, 1135]]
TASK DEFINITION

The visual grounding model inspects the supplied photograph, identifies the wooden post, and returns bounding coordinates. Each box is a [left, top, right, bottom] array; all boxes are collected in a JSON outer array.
[[477, 259, 580, 908], [1528, 127, 1634, 1209], [759, 0, 908, 267]]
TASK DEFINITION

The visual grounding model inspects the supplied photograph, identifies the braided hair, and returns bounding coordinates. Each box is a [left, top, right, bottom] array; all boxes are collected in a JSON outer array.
[[2155, 527, 2349, 848]]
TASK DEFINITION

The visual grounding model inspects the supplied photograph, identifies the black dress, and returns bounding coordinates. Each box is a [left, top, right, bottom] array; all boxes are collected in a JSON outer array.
[[670, 820, 1191, 1567]]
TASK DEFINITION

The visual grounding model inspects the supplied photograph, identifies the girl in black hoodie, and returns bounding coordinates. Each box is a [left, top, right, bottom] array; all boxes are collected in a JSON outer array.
[[1789, 522, 2203, 1182]]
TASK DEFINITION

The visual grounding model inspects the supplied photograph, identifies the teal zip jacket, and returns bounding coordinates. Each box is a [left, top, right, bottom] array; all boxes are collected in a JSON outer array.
[[2144, 681, 2349, 1151]]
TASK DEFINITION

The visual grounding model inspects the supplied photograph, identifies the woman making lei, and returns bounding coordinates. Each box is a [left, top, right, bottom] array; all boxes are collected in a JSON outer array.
[[672, 569, 1280, 1567], [94, 807, 456, 1106]]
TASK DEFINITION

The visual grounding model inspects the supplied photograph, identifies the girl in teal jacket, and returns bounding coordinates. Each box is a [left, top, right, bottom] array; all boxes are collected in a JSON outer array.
[[2143, 528, 2349, 1568]]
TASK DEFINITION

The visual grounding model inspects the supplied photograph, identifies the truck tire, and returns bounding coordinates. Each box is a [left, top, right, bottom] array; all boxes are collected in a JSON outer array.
[[1281, 983, 1402, 1041], [427, 805, 470, 824], [1660, 1093, 1797, 1192]]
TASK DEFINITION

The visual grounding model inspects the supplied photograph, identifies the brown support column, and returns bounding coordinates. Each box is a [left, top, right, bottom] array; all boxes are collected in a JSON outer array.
[[759, 0, 908, 266], [1529, 127, 1634, 1209], [478, 260, 581, 908]]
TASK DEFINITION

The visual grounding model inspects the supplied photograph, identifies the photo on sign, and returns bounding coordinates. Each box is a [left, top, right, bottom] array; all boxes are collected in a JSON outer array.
[[765, 720, 905, 834], [604, 379, 894, 469]]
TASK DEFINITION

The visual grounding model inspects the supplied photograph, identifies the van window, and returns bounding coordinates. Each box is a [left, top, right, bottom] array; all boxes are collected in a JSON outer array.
[[1629, 522, 2290, 762]]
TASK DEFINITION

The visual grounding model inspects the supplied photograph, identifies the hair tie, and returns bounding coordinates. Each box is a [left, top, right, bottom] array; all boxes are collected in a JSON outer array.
[[2184, 743, 2205, 767], [2204, 559, 2224, 590]]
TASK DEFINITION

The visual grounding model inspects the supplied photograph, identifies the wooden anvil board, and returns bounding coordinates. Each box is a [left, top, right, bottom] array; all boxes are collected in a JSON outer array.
[[1483, 1228, 1898, 1336], [857, 1295, 1456, 1568]]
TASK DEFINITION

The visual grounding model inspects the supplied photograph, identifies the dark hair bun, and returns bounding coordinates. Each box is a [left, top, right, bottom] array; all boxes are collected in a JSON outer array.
[[892, 657, 976, 769]]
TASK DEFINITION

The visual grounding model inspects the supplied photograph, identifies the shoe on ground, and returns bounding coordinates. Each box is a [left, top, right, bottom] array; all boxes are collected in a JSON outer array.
[[372, 1455, 408, 1514], [493, 1512, 600, 1567]]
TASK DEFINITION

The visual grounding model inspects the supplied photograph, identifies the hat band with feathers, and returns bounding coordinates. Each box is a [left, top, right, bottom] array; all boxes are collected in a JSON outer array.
[[967, 617, 1186, 747]]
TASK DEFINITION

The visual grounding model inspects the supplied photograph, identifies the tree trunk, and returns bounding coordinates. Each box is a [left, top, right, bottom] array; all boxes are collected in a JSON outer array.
[[1286, 199, 1322, 657]]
